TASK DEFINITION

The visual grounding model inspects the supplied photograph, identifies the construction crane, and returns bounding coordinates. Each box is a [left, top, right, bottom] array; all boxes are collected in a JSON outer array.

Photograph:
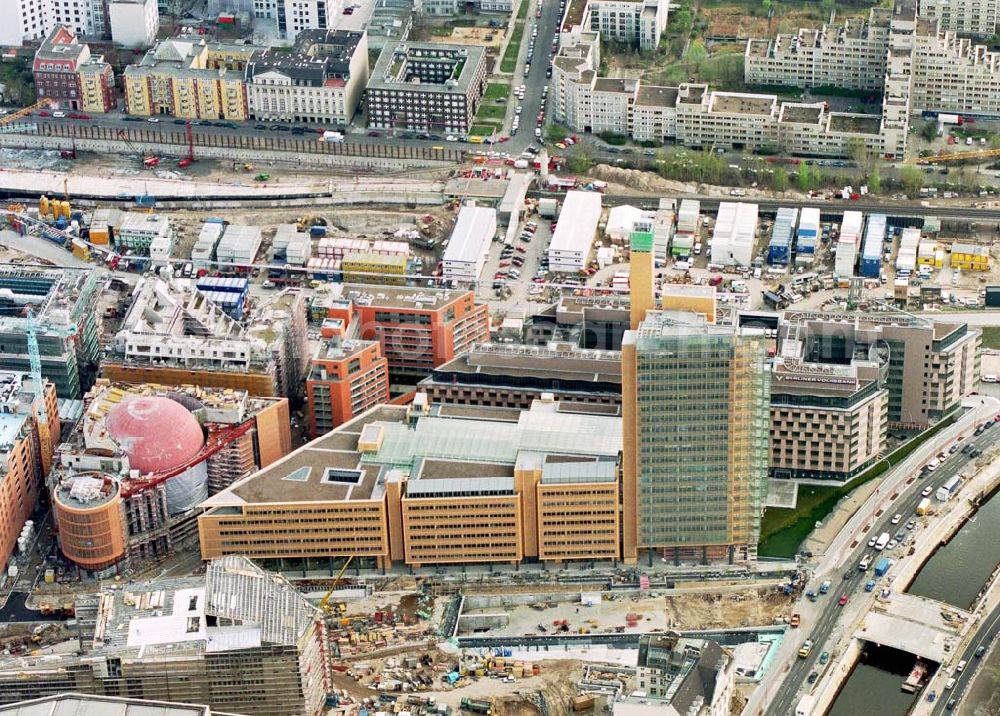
[[317, 556, 354, 616], [0, 99, 56, 129], [912, 147, 1000, 164], [116, 129, 159, 168], [178, 122, 195, 169], [25, 308, 53, 460]]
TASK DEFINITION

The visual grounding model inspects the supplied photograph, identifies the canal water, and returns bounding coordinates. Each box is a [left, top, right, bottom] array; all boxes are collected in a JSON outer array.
[[907, 486, 1000, 609], [827, 663, 919, 716], [826, 487, 1000, 714]]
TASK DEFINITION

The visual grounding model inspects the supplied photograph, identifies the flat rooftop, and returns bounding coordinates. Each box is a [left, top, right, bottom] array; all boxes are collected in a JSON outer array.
[[710, 93, 775, 115], [780, 104, 823, 125], [204, 399, 623, 507], [368, 41, 485, 94], [635, 85, 678, 108], [829, 113, 882, 135], [0, 694, 231, 716], [428, 342, 623, 385], [328, 283, 471, 311]]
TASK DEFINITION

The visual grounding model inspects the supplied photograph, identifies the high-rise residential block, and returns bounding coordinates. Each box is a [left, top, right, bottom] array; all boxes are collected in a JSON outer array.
[[33, 26, 116, 113]]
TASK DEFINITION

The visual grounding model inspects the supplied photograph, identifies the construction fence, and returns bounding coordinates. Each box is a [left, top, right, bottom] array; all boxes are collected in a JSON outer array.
[[16, 122, 467, 164]]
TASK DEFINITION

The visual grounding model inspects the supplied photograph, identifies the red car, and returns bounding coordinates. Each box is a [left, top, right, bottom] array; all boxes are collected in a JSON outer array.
[[498, 260, 510, 267], [516, 246, 527, 254], [38, 111, 50, 117], [367, 130, 380, 137], [69, 112, 90, 120], [838, 595, 849, 606]]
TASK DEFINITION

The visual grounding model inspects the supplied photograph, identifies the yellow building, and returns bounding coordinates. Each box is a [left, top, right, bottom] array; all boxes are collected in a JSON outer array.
[[198, 396, 624, 569], [123, 36, 258, 120], [951, 242, 991, 271], [342, 252, 407, 285]]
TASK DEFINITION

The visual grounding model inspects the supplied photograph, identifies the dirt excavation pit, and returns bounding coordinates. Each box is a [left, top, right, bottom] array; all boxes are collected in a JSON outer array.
[[459, 586, 794, 637]]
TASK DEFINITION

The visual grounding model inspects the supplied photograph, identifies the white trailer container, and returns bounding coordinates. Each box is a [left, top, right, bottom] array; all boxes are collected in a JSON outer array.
[[710, 202, 758, 267]]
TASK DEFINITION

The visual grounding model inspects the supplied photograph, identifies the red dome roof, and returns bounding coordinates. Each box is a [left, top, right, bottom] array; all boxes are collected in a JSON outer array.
[[106, 396, 204, 474]]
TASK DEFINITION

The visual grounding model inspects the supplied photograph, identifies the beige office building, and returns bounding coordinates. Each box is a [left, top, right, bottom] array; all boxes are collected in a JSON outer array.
[[199, 395, 624, 568], [770, 325, 889, 481]]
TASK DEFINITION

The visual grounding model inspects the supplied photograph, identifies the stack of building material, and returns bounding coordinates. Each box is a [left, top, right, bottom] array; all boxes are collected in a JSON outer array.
[[896, 228, 921, 271], [795, 207, 820, 264], [768, 208, 797, 266], [860, 214, 886, 278], [673, 199, 699, 257], [217, 225, 263, 267], [149, 234, 174, 264]]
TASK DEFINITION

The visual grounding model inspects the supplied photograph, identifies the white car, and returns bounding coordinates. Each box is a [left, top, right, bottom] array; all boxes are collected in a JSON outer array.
[[52, 111, 66, 118], [445, 135, 457, 142], [891, 513, 902, 525], [147, 117, 160, 123], [887, 539, 898, 550], [922, 486, 933, 497]]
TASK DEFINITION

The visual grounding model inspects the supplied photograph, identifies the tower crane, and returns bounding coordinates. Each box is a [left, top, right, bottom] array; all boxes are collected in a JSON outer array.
[[0, 99, 56, 129], [25, 308, 53, 461]]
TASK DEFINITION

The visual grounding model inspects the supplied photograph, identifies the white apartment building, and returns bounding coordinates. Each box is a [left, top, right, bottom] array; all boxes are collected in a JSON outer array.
[[918, 0, 999, 36], [246, 29, 369, 124], [744, 8, 891, 93], [0, 0, 105, 46], [550, 29, 887, 155], [108, 0, 159, 48], [585, 0, 669, 52], [912, 28, 1000, 115], [746, 0, 1000, 120], [416, 0, 512, 13]]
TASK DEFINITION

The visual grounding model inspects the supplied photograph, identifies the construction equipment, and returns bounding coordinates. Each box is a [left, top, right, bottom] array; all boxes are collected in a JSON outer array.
[[912, 147, 1000, 164], [0, 99, 56, 129], [116, 129, 159, 168], [178, 122, 194, 168], [254, 173, 270, 182], [317, 557, 354, 615]]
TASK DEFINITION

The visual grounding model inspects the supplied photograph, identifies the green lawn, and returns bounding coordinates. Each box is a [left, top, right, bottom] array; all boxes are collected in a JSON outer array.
[[517, 0, 529, 20], [982, 327, 1000, 349], [758, 414, 957, 558], [470, 122, 501, 137], [501, 21, 525, 73], [484, 82, 511, 101], [476, 104, 507, 121]]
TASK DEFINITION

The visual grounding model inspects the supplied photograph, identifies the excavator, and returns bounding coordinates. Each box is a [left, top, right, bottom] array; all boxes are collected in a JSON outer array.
[[317, 556, 353, 618]]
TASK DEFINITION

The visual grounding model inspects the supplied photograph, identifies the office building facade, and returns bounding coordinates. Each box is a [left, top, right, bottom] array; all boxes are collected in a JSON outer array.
[[365, 42, 488, 132], [622, 311, 771, 565], [199, 396, 624, 569]]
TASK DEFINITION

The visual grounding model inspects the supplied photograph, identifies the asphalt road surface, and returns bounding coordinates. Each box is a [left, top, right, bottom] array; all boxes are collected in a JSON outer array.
[[765, 421, 1000, 716], [929, 600, 1000, 714]]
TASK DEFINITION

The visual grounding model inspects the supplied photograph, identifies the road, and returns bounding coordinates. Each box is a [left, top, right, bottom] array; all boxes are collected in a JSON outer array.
[[930, 601, 1000, 714], [765, 419, 1000, 716]]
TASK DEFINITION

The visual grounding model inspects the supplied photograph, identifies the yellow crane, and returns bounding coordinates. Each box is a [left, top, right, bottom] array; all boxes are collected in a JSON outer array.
[[0, 99, 56, 128], [911, 147, 1000, 164], [317, 556, 354, 616]]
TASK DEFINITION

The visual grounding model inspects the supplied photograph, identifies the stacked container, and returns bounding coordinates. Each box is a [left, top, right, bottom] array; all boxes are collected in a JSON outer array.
[[673, 199, 699, 256], [768, 207, 798, 265], [896, 227, 921, 272], [860, 213, 886, 278], [795, 207, 820, 264]]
